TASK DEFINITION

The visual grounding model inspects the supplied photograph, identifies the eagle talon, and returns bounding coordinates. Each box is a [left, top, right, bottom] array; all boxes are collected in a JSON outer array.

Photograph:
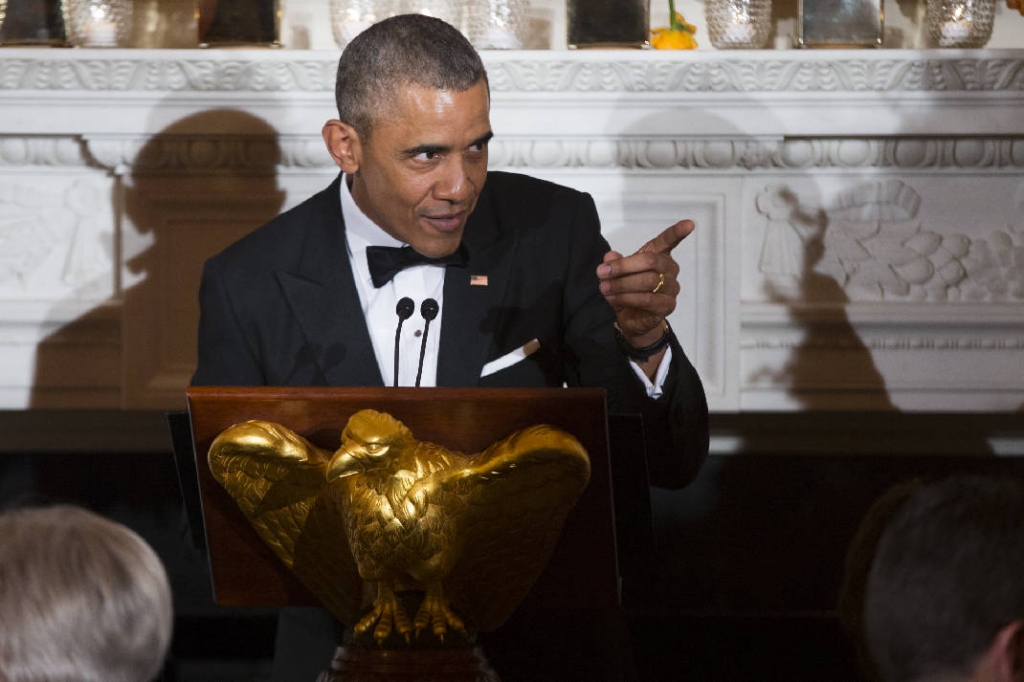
[[355, 584, 413, 644], [413, 583, 466, 640]]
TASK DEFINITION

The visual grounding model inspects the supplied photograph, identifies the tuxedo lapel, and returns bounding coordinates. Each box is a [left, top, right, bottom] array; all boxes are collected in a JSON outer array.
[[276, 175, 384, 387], [437, 186, 516, 387]]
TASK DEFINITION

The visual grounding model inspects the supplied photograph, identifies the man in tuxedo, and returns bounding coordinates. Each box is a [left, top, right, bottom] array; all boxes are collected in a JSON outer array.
[[192, 12, 709, 680]]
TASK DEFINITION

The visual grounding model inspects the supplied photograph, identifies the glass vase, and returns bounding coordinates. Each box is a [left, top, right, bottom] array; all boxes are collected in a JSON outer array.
[[328, 0, 398, 47], [0, 0, 67, 45], [400, 0, 464, 32], [467, 0, 528, 49], [926, 0, 994, 47], [706, 0, 772, 48], [567, 0, 650, 48], [63, 0, 130, 46]]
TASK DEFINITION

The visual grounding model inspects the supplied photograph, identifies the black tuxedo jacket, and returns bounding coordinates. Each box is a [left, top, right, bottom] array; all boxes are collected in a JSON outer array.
[[192, 171, 708, 487]]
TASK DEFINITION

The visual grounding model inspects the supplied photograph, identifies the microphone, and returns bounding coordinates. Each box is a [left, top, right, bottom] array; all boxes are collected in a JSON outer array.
[[393, 297, 415, 387], [415, 298, 439, 388]]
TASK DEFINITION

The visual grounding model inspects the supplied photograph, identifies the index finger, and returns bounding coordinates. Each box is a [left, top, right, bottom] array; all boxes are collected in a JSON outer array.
[[638, 220, 695, 255]]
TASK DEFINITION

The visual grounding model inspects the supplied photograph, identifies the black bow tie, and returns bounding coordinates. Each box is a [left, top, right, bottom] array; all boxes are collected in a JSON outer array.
[[366, 243, 469, 288]]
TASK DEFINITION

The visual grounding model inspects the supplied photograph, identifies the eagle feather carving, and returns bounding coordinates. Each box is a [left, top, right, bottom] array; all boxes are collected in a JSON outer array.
[[208, 409, 590, 644]]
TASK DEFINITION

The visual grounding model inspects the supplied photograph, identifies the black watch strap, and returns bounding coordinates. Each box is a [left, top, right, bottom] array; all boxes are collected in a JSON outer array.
[[614, 321, 673, 362]]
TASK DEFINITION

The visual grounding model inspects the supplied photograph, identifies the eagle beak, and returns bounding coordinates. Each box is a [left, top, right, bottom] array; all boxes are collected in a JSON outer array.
[[327, 448, 362, 481]]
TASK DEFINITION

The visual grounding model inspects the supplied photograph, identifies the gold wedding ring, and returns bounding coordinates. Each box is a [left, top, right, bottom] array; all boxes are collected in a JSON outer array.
[[652, 272, 666, 294]]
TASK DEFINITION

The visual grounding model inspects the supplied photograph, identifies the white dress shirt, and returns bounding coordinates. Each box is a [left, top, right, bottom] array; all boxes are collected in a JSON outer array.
[[341, 178, 445, 387]]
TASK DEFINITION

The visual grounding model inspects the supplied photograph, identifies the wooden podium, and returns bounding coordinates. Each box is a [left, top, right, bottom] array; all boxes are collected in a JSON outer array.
[[185, 386, 622, 679]]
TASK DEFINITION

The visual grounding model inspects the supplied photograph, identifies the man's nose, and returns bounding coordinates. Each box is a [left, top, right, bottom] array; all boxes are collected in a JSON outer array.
[[434, 157, 472, 203]]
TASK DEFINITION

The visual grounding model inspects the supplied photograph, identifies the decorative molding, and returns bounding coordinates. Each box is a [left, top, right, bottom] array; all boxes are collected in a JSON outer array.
[[486, 57, 1024, 93], [3, 52, 1024, 94], [0, 134, 1001, 172], [0, 57, 337, 93], [82, 135, 313, 174], [740, 337, 1024, 351], [0, 137, 89, 167], [493, 137, 1024, 171]]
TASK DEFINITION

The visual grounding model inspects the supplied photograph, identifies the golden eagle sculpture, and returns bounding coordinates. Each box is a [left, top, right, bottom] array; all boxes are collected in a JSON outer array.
[[207, 409, 590, 645]]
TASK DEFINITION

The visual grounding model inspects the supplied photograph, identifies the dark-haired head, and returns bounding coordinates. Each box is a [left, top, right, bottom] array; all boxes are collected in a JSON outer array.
[[843, 475, 1024, 682], [334, 14, 489, 139]]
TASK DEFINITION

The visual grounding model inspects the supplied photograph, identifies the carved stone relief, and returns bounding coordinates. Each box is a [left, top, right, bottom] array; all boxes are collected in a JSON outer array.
[[754, 179, 1024, 303], [0, 175, 114, 300]]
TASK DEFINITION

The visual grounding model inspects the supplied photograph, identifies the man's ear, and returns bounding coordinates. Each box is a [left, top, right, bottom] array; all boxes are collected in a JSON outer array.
[[988, 620, 1024, 682], [322, 119, 361, 174]]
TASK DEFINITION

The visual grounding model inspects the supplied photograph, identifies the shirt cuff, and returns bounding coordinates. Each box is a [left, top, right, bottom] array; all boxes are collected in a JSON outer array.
[[628, 345, 673, 399]]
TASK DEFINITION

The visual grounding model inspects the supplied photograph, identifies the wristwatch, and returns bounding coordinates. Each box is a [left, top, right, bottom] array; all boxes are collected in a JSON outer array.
[[614, 320, 673, 362]]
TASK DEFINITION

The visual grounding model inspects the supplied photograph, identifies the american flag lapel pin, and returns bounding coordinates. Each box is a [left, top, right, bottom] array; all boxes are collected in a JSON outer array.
[[470, 274, 489, 287]]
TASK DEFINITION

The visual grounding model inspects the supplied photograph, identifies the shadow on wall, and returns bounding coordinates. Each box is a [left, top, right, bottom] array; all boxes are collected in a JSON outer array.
[[750, 182, 896, 412], [29, 108, 285, 409]]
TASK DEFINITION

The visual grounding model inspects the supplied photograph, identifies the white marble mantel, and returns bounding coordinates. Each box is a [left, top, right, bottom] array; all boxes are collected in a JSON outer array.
[[1, 48, 1023, 412]]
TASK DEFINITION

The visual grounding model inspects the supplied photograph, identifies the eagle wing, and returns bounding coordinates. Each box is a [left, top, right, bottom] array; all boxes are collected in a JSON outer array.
[[208, 420, 363, 625], [427, 424, 591, 632]]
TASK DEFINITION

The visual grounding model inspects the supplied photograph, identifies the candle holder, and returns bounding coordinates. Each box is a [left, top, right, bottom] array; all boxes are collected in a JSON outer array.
[[467, 0, 528, 49], [926, 0, 994, 47], [198, 0, 280, 46], [400, 0, 464, 32], [0, 0, 68, 45], [328, 0, 398, 47], [567, 0, 650, 48], [706, 0, 771, 48], [64, 0, 130, 46]]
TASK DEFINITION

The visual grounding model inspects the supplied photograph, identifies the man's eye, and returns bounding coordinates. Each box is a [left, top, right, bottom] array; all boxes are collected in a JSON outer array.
[[414, 151, 440, 161], [468, 141, 487, 153]]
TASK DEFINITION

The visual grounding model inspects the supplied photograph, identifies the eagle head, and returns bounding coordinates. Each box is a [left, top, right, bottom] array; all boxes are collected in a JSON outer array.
[[327, 409, 414, 481]]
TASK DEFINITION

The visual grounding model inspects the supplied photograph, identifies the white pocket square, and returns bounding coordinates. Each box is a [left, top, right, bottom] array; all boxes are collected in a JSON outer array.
[[480, 338, 541, 378]]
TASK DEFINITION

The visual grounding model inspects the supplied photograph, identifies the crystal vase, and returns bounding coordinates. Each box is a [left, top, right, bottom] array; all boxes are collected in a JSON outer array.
[[400, 0, 463, 32], [328, 0, 398, 47], [706, 0, 771, 48], [926, 0, 994, 47], [63, 0, 130, 46], [467, 0, 528, 49]]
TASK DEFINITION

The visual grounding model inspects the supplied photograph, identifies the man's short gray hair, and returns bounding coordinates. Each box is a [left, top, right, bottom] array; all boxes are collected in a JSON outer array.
[[334, 13, 489, 138], [0, 505, 174, 682]]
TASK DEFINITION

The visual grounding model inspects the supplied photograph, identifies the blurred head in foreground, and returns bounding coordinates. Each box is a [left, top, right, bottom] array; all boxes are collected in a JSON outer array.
[[841, 474, 1024, 682], [0, 504, 173, 682]]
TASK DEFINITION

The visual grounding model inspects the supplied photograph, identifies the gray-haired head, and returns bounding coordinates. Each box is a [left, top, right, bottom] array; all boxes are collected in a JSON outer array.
[[0, 504, 174, 682], [335, 14, 489, 139]]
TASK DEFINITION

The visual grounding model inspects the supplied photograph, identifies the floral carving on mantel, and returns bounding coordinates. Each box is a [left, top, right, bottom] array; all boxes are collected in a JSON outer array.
[[756, 180, 1024, 303], [3, 54, 1024, 94], [0, 178, 112, 297]]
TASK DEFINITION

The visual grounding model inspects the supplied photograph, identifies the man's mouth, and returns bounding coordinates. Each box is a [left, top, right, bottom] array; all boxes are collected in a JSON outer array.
[[422, 211, 466, 233]]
